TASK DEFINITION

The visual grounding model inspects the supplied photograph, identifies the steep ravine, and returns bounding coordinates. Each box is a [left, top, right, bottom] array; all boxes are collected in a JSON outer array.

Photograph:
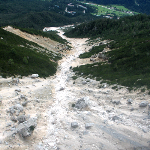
[[35, 28, 150, 150]]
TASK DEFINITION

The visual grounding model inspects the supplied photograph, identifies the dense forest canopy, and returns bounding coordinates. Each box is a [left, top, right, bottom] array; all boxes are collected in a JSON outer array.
[[79, 0, 150, 15], [0, 0, 99, 29]]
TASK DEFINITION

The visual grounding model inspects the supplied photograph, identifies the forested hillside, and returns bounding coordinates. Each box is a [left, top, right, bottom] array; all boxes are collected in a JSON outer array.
[[79, 0, 150, 15], [0, 0, 98, 29], [65, 14, 150, 89], [0, 27, 62, 77]]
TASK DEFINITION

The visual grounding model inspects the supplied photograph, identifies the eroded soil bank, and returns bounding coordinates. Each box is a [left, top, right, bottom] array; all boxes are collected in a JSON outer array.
[[0, 27, 150, 150]]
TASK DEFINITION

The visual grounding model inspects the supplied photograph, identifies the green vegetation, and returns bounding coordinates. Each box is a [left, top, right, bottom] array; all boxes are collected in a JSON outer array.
[[78, 0, 150, 15], [83, 3, 139, 18], [79, 45, 105, 58], [72, 75, 78, 80], [66, 14, 150, 89], [0, 0, 99, 30], [0, 28, 61, 78]]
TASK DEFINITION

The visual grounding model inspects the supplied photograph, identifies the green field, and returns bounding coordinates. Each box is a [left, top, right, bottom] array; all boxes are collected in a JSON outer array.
[[83, 3, 139, 17]]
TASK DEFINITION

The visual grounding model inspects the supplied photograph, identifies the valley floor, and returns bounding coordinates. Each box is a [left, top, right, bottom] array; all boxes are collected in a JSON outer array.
[[0, 27, 150, 150]]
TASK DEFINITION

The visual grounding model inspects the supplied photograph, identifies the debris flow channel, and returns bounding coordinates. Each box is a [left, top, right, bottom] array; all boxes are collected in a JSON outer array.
[[36, 27, 150, 150]]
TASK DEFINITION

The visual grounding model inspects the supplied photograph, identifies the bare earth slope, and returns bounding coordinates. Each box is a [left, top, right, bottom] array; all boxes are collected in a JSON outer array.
[[0, 27, 150, 150], [3, 26, 59, 54]]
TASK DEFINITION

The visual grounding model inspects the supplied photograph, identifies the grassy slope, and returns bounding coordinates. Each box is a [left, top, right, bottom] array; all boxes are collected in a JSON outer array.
[[66, 14, 150, 90], [83, 3, 139, 17], [79, 0, 150, 15], [0, 28, 61, 78]]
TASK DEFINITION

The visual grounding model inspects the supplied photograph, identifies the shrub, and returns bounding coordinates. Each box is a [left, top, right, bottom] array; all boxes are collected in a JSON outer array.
[[8, 59, 14, 66], [23, 57, 28, 64]]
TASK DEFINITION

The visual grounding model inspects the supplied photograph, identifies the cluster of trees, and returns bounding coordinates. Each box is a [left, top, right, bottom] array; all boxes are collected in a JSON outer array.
[[0, 0, 98, 29], [79, 0, 150, 14], [65, 14, 150, 39], [67, 14, 150, 89]]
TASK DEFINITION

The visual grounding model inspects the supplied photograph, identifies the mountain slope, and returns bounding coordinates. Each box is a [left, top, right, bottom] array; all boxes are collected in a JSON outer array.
[[0, 27, 62, 77], [65, 14, 150, 89], [0, 0, 98, 29]]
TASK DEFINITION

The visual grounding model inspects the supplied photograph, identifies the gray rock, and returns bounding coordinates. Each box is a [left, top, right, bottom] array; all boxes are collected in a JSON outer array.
[[112, 100, 120, 105], [127, 98, 133, 104], [10, 116, 17, 122], [85, 123, 93, 129], [139, 101, 149, 107], [130, 108, 135, 111], [112, 116, 120, 121], [148, 104, 150, 109], [20, 95, 27, 100], [90, 58, 96, 62], [22, 101, 28, 107], [14, 104, 24, 112], [91, 54, 97, 58], [17, 118, 37, 138], [15, 89, 21, 92], [17, 115, 27, 123], [82, 81, 87, 85], [98, 52, 106, 59], [75, 97, 89, 110], [8, 106, 16, 115], [59, 87, 65, 91], [71, 122, 78, 128], [12, 78, 19, 84], [8, 104, 24, 115]]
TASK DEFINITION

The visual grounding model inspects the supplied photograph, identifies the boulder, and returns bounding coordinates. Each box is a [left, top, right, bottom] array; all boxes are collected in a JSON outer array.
[[71, 122, 78, 128], [14, 104, 24, 112], [31, 74, 39, 78], [85, 123, 93, 129], [112, 116, 120, 121], [20, 95, 27, 100], [82, 81, 87, 85], [90, 58, 96, 62], [75, 97, 89, 110], [8, 106, 16, 115], [91, 54, 97, 58], [127, 98, 133, 104], [15, 89, 21, 92], [139, 101, 149, 107], [10, 116, 17, 122], [59, 87, 65, 91], [17, 118, 37, 138], [22, 101, 28, 107], [112, 100, 120, 105], [17, 115, 27, 123], [8, 104, 23, 115]]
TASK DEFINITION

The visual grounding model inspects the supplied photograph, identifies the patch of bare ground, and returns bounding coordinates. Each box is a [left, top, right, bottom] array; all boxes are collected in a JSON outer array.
[[0, 76, 54, 149], [3, 26, 59, 54]]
